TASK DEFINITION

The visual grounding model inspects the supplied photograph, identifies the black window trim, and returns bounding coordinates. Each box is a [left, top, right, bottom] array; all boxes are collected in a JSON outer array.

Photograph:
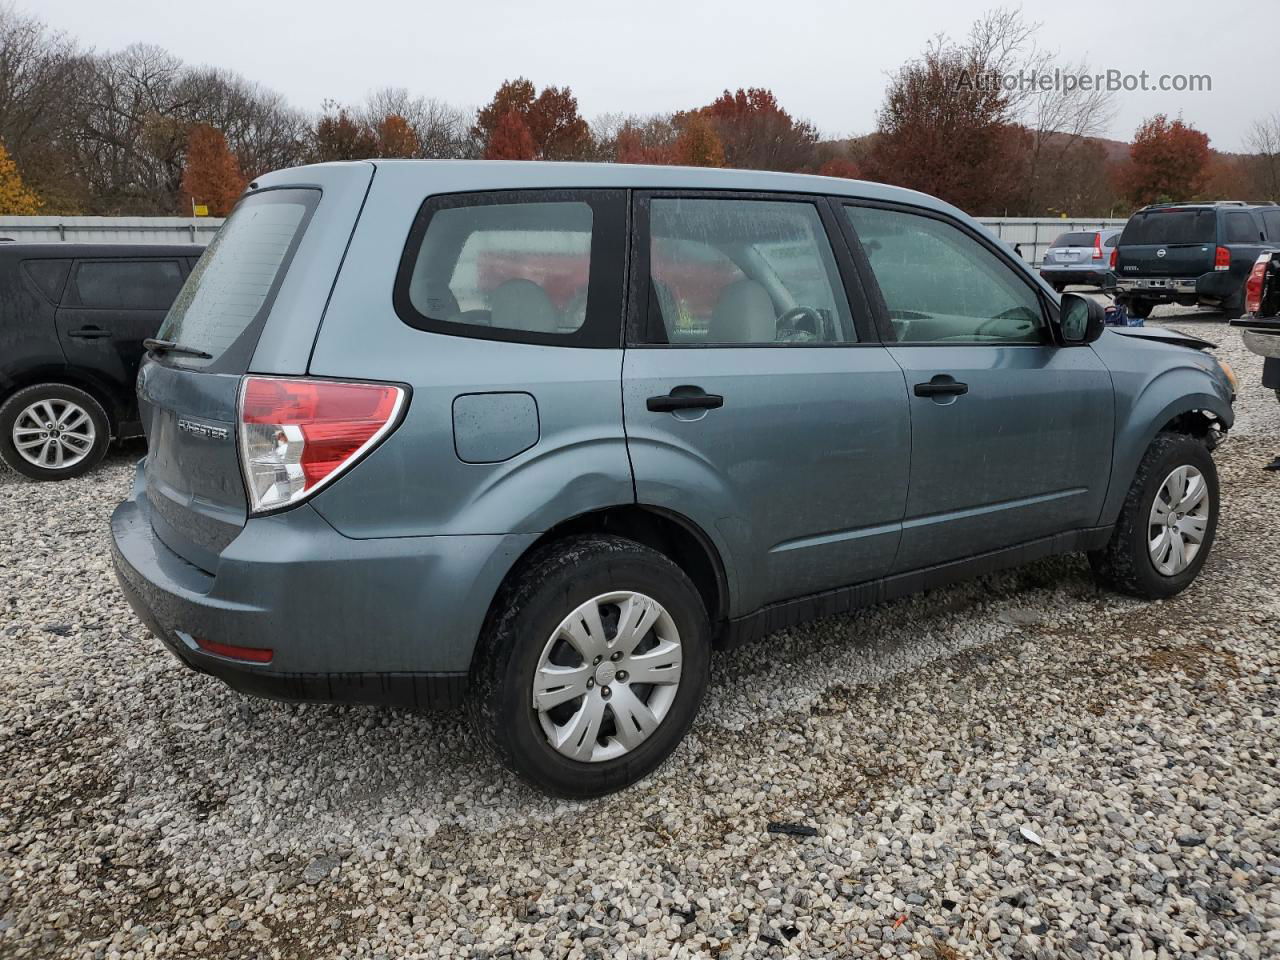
[[393, 188, 628, 349], [63, 257, 188, 311], [835, 197, 1057, 348], [625, 188, 881, 349]]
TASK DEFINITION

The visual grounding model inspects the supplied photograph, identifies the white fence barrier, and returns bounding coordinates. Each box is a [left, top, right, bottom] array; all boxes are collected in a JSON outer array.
[[0, 214, 1129, 268], [0, 216, 221, 244]]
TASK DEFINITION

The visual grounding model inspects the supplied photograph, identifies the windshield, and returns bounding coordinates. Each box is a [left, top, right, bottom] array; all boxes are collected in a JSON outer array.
[[1120, 209, 1216, 246], [158, 188, 319, 369]]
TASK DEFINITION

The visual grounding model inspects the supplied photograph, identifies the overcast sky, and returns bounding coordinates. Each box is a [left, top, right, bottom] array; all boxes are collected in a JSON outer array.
[[37, 0, 1264, 151]]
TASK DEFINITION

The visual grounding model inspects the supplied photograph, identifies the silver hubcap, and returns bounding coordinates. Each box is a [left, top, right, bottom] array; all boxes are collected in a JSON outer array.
[[533, 591, 683, 763], [11, 399, 95, 470], [1148, 464, 1210, 576]]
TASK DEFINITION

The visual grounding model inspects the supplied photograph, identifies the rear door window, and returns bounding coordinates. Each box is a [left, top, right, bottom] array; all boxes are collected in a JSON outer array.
[[1261, 210, 1280, 240], [396, 190, 626, 347], [71, 260, 183, 309], [157, 188, 319, 369], [636, 196, 855, 345], [1223, 212, 1261, 243]]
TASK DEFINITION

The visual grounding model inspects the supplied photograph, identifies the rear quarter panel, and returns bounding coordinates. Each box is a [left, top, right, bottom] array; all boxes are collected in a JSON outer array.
[[1092, 330, 1234, 524], [304, 162, 634, 540], [0, 263, 66, 398]]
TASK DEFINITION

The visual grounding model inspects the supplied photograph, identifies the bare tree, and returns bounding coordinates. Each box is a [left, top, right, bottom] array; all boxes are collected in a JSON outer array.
[[363, 87, 476, 158], [964, 7, 1116, 214], [1246, 112, 1280, 200], [0, 5, 84, 208]]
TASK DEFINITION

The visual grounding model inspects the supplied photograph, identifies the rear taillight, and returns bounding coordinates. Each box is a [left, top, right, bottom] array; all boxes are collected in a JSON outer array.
[[1092, 232, 1103, 260], [1245, 254, 1269, 315], [1214, 246, 1230, 271], [238, 376, 405, 514], [1109, 247, 1118, 270]]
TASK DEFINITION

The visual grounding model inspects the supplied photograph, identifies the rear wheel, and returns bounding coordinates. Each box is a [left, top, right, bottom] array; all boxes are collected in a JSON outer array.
[[1221, 285, 1245, 320], [0, 383, 111, 481], [469, 535, 711, 797], [1089, 432, 1218, 599]]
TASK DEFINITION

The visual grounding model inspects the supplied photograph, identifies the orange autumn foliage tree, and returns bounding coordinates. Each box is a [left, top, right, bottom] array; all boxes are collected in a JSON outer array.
[[674, 114, 724, 168], [474, 78, 592, 160], [0, 143, 41, 214], [180, 124, 246, 216], [484, 109, 536, 160], [1115, 115, 1212, 207], [376, 114, 420, 158]]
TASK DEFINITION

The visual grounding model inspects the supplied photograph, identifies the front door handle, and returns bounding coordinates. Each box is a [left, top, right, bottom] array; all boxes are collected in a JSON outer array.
[[68, 326, 111, 340], [913, 376, 969, 398], [647, 388, 724, 413]]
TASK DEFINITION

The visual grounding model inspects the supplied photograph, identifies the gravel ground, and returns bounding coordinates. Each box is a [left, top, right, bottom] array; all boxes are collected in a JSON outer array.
[[1, 312, 1277, 960]]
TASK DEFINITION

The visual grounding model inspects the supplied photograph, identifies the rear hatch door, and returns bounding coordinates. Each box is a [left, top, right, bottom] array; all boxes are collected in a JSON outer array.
[[140, 164, 373, 572], [1042, 230, 1098, 266], [1116, 208, 1217, 279]]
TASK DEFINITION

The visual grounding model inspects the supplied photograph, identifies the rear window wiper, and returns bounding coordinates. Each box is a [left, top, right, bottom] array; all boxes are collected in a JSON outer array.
[[144, 338, 213, 359]]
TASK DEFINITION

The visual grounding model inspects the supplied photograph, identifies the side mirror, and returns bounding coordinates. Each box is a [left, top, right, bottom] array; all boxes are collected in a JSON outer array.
[[1057, 293, 1105, 345]]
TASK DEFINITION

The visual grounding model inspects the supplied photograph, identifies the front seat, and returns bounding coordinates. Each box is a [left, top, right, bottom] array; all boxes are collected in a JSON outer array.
[[707, 279, 777, 344], [488, 278, 561, 334]]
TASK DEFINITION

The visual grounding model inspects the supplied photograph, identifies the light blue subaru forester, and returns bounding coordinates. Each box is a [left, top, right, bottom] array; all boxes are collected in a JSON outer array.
[[111, 161, 1236, 796]]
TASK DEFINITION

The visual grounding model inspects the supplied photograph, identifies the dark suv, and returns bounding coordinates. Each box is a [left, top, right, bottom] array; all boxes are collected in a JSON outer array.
[[0, 243, 202, 480], [1114, 201, 1280, 319]]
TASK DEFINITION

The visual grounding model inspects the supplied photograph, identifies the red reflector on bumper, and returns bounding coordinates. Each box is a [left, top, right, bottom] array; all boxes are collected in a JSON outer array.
[[195, 637, 274, 664]]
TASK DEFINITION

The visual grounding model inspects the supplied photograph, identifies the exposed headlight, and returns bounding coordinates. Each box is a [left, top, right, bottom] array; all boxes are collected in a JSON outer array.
[[1217, 359, 1238, 395]]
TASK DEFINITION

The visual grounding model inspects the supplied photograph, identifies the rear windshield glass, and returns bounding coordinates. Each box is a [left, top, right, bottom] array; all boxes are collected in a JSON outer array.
[[1120, 210, 1216, 245], [157, 188, 318, 368], [1051, 232, 1097, 247]]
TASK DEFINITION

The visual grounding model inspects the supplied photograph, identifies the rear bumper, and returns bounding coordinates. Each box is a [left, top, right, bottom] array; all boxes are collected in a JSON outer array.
[[110, 466, 535, 708], [1039, 267, 1112, 287], [1115, 272, 1240, 303]]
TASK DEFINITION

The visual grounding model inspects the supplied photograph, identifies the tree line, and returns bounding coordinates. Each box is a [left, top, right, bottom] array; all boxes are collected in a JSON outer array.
[[0, 5, 1276, 219]]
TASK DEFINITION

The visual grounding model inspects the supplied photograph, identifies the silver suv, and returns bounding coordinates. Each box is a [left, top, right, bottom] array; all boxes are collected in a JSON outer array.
[[111, 161, 1236, 796]]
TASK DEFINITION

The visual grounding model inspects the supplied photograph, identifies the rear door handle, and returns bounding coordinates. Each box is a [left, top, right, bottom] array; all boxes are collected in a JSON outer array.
[[68, 326, 111, 340], [913, 377, 969, 398], [647, 388, 724, 413]]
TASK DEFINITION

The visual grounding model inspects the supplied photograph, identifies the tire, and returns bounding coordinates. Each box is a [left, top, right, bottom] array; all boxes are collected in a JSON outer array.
[[0, 383, 111, 481], [468, 535, 711, 797], [1221, 286, 1245, 320], [1089, 432, 1219, 599], [1128, 300, 1154, 320]]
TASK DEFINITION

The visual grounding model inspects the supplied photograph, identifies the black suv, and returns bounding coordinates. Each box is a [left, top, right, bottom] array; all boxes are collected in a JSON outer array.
[[1114, 201, 1280, 319], [0, 243, 202, 480]]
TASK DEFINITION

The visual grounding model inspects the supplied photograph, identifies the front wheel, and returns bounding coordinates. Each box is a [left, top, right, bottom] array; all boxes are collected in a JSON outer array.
[[468, 535, 711, 797], [1089, 432, 1219, 599]]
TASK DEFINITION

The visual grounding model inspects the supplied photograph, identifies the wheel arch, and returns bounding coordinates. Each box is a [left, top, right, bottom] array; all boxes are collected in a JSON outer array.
[[1100, 381, 1232, 527], [471, 504, 732, 675], [0, 367, 124, 437]]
